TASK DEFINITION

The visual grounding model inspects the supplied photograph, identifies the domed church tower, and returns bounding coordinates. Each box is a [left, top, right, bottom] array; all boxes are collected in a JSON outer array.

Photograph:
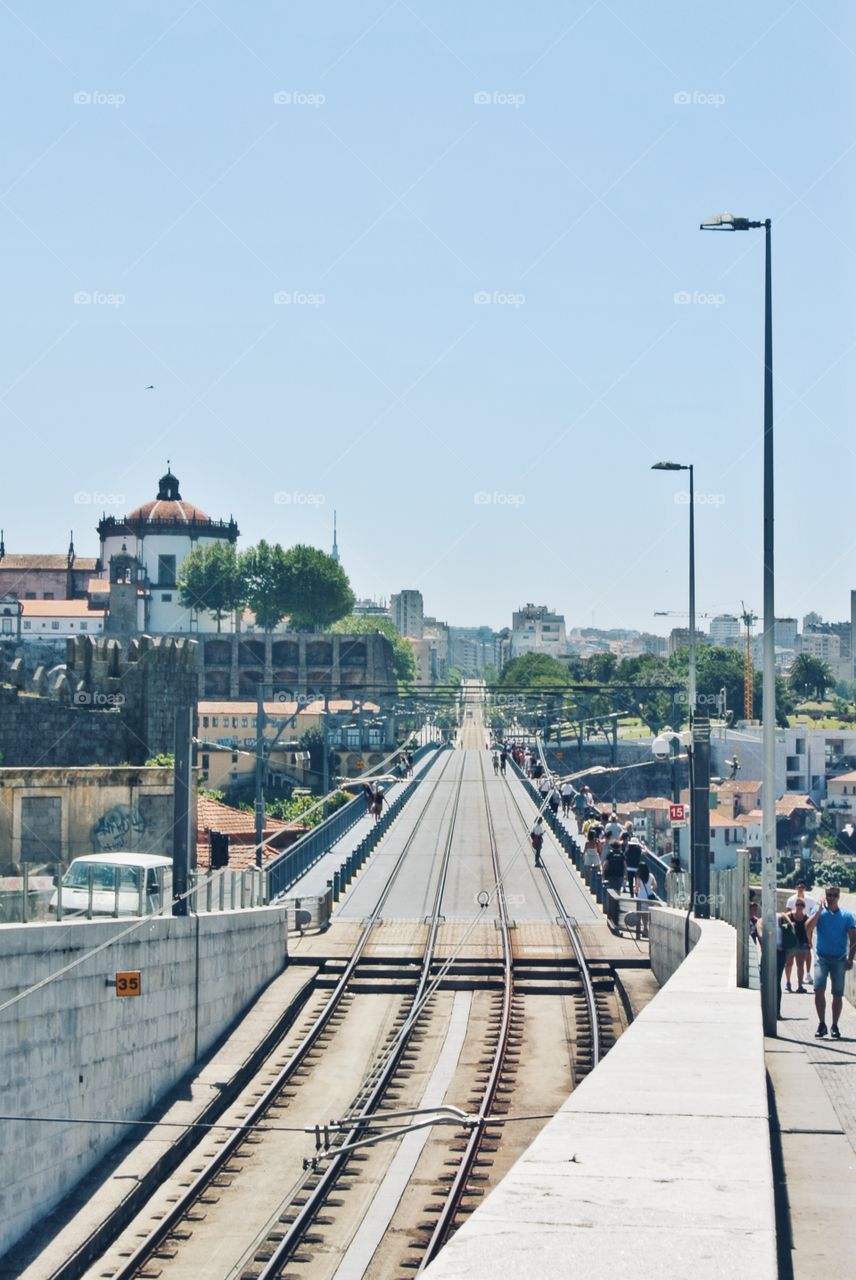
[[97, 466, 239, 634]]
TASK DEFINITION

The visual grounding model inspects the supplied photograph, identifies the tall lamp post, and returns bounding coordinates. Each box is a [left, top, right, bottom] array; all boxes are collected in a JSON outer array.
[[701, 212, 776, 1035], [651, 461, 697, 716]]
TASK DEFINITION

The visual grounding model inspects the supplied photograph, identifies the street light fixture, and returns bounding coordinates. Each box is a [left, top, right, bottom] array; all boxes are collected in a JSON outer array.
[[701, 211, 777, 1036], [651, 461, 696, 718]]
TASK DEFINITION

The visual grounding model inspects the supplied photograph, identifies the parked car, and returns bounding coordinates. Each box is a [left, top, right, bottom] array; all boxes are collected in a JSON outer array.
[[48, 853, 173, 918]]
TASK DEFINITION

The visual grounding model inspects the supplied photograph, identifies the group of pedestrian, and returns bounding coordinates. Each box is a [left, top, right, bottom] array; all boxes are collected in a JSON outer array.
[[579, 809, 657, 902], [762, 880, 856, 1036], [362, 779, 386, 823]]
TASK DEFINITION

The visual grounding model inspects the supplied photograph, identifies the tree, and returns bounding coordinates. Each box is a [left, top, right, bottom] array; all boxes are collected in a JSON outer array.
[[278, 545, 354, 631], [813, 856, 856, 892], [178, 541, 244, 632], [790, 653, 834, 701], [497, 652, 570, 691], [240, 540, 291, 631], [330, 614, 416, 686]]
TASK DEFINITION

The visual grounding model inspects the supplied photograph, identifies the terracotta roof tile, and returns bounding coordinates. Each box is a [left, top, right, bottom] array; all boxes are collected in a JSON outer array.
[[22, 600, 105, 617]]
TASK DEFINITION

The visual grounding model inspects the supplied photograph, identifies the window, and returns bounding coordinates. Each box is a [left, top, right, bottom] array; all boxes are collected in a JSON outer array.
[[157, 555, 176, 587], [161, 593, 172, 602], [79, 621, 88, 631], [43, 592, 54, 600], [51, 621, 60, 630], [202, 716, 209, 728], [212, 716, 219, 727], [241, 717, 248, 728], [24, 592, 35, 600], [23, 621, 31, 630], [232, 717, 238, 728], [202, 754, 210, 769]]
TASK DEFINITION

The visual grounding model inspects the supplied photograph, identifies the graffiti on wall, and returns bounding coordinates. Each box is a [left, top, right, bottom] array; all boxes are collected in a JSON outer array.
[[91, 805, 147, 852]]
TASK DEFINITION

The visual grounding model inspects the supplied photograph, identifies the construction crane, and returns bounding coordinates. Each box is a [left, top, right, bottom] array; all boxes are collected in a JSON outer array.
[[740, 602, 758, 719]]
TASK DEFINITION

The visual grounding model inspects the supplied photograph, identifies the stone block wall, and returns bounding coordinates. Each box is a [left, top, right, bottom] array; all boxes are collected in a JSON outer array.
[[0, 635, 199, 767], [0, 907, 289, 1259]]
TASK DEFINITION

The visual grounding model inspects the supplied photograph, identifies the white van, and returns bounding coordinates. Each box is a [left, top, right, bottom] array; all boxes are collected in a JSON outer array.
[[48, 853, 173, 918]]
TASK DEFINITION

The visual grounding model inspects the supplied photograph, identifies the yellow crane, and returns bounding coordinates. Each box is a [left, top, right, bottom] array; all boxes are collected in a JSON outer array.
[[740, 602, 758, 719]]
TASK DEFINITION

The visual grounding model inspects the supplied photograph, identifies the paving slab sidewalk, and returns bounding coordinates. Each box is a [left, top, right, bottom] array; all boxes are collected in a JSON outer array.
[[767, 981, 856, 1279]]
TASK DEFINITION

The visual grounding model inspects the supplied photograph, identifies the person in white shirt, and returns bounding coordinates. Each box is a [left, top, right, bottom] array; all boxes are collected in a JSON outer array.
[[785, 881, 819, 917], [604, 813, 623, 843]]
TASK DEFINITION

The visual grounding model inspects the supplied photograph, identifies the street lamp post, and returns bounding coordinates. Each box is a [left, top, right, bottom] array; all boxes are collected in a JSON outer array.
[[651, 461, 697, 716], [701, 212, 776, 1035]]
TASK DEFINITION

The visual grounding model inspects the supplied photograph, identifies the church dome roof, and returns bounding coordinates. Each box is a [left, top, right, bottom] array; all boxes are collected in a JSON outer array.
[[125, 469, 211, 525]]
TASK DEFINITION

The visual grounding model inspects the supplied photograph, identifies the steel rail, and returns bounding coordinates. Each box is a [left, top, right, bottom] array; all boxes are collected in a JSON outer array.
[[417, 751, 515, 1270], [107, 749, 459, 1280], [502, 776, 601, 1069], [252, 746, 470, 1279]]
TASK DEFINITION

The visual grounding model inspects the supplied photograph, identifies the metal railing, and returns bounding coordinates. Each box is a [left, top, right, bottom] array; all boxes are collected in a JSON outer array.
[[266, 742, 441, 902]]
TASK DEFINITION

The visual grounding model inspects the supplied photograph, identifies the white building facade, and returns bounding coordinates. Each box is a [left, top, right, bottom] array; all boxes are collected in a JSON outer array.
[[510, 604, 567, 659], [97, 469, 240, 635], [391, 590, 424, 640]]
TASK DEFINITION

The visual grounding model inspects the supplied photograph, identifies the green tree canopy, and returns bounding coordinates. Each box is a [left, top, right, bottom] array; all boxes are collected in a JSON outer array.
[[239, 540, 291, 631], [497, 652, 571, 691], [330, 614, 416, 686], [278, 544, 355, 630], [790, 653, 834, 701], [178, 541, 244, 632]]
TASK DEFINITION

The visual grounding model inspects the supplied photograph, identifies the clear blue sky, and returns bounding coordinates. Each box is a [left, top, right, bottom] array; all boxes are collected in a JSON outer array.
[[1, 2, 853, 634]]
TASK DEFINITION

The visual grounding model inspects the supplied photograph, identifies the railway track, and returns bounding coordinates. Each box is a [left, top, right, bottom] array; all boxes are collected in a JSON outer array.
[[61, 728, 618, 1280], [88, 751, 463, 1280]]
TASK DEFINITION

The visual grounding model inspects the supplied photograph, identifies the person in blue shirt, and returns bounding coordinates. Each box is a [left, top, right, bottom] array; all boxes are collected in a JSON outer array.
[[806, 887, 856, 1039]]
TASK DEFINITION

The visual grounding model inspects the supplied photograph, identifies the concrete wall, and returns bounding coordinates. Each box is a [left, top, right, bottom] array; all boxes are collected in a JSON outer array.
[[649, 905, 702, 986], [0, 766, 174, 870], [0, 906, 289, 1258], [424, 915, 775, 1280]]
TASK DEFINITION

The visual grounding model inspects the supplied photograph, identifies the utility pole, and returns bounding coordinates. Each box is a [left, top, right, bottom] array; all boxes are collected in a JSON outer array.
[[322, 694, 330, 820], [255, 683, 265, 870], [692, 711, 711, 918], [172, 703, 193, 916]]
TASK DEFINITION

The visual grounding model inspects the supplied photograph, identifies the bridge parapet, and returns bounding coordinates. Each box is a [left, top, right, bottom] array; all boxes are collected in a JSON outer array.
[[423, 910, 776, 1280]]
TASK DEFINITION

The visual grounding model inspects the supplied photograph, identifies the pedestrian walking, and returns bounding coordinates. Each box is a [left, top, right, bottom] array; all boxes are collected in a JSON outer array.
[[548, 783, 561, 819], [530, 817, 545, 867], [492, 751, 500, 776], [806, 887, 856, 1039], [560, 780, 574, 818], [604, 843, 625, 896], [363, 781, 375, 814], [604, 812, 623, 844], [573, 789, 586, 826], [784, 899, 812, 993], [776, 912, 800, 1019], [499, 749, 507, 776], [623, 840, 642, 895], [583, 828, 601, 871], [372, 784, 386, 824], [538, 775, 550, 805]]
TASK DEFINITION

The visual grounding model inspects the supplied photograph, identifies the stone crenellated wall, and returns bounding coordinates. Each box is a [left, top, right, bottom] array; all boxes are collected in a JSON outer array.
[[0, 636, 198, 767]]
